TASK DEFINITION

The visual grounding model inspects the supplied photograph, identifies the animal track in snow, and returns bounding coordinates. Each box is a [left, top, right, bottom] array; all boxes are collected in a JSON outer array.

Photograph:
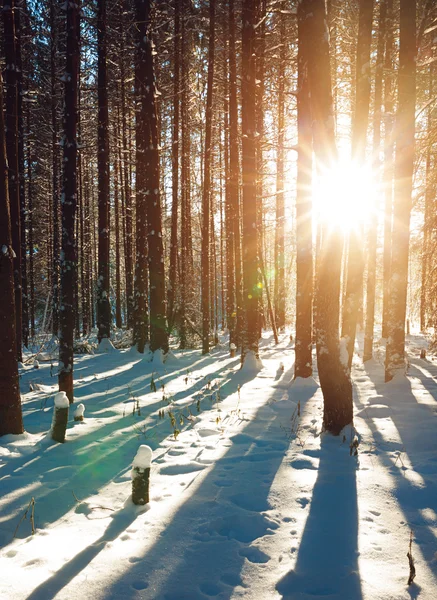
[[239, 546, 270, 563]]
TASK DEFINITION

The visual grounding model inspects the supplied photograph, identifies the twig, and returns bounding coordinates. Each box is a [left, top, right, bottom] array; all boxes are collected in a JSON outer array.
[[407, 529, 416, 585], [13, 497, 36, 539]]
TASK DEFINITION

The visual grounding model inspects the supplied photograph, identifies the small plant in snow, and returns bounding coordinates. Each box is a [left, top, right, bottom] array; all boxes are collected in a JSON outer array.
[[407, 529, 416, 585], [150, 374, 157, 393]]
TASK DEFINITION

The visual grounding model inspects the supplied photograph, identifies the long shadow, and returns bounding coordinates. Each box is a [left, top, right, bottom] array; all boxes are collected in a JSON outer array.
[[276, 433, 362, 599], [360, 362, 437, 577], [26, 502, 140, 600], [25, 362, 312, 600], [0, 357, 254, 548]]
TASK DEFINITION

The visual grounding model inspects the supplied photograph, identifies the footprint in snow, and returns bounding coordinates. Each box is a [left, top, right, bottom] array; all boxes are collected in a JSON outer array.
[[199, 582, 222, 597], [239, 546, 270, 563], [290, 458, 318, 470], [131, 580, 149, 590], [229, 493, 271, 512], [296, 497, 310, 508], [220, 572, 245, 587]]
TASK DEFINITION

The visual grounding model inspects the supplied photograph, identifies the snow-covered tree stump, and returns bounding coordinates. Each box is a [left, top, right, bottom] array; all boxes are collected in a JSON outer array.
[[51, 392, 69, 443], [230, 343, 236, 358], [132, 445, 152, 505], [74, 403, 85, 422]]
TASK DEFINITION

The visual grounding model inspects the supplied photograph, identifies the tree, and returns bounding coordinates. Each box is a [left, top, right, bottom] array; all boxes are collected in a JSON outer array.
[[3, 0, 23, 362], [201, 0, 216, 355], [274, 6, 286, 332], [306, 0, 353, 434], [58, 0, 80, 402], [0, 72, 24, 436], [385, 0, 416, 381], [96, 0, 111, 344], [241, 0, 261, 364], [295, 0, 314, 380], [341, 0, 374, 369], [364, 0, 386, 362], [134, 0, 168, 355]]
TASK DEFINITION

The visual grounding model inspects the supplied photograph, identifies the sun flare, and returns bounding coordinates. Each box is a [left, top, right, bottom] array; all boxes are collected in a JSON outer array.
[[313, 161, 377, 232]]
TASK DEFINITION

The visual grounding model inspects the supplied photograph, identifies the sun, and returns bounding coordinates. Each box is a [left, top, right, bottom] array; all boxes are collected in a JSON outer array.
[[313, 160, 376, 233]]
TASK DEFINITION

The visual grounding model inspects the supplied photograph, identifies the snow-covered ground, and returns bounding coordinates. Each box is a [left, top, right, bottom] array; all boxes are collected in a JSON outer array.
[[1, 332, 436, 600]]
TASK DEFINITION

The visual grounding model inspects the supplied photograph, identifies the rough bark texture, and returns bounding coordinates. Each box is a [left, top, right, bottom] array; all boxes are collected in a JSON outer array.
[[307, 0, 353, 434], [382, 0, 395, 339], [385, 0, 416, 381], [96, 0, 111, 342], [274, 8, 286, 331], [0, 72, 24, 436], [201, 0, 215, 355], [168, 0, 180, 331], [228, 0, 242, 348], [241, 0, 260, 361], [58, 0, 80, 403], [3, 0, 22, 362], [341, 0, 374, 369], [295, 0, 313, 379], [364, 0, 386, 362], [134, 0, 168, 354]]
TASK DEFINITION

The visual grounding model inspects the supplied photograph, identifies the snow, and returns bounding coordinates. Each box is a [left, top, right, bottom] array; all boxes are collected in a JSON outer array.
[[0, 331, 437, 599], [54, 391, 69, 408], [74, 403, 85, 418], [96, 337, 116, 354], [132, 445, 153, 471]]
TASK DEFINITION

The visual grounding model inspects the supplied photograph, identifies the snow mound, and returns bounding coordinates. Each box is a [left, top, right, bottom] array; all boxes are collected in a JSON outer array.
[[291, 376, 319, 389], [241, 351, 263, 373], [96, 338, 116, 354], [54, 391, 69, 408], [132, 445, 153, 471]]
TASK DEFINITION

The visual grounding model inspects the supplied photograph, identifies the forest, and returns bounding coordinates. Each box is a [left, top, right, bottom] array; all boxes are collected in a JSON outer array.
[[0, 0, 437, 599]]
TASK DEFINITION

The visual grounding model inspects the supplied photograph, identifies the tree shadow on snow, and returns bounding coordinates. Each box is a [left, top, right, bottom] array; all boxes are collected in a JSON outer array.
[[276, 433, 362, 600]]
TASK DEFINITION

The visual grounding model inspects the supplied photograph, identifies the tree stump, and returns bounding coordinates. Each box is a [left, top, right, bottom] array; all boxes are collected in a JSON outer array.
[[51, 392, 69, 443], [132, 445, 152, 505], [420, 349, 426, 359]]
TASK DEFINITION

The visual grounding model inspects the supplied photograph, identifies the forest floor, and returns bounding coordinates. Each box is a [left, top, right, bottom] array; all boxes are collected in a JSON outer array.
[[0, 330, 437, 600]]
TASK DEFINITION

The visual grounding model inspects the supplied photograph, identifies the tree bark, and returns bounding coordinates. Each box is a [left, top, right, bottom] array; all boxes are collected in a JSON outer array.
[[385, 0, 416, 381], [363, 0, 386, 362], [201, 0, 215, 355], [0, 71, 23, 436], [58, 0, 80, 402], [241, 0, 260, 362], [3, 0, 23, 362], [295, 0, 313, 379], [341, 0, 374, 369], [96, 0, 111, 343], [306, 0, 353, 434]]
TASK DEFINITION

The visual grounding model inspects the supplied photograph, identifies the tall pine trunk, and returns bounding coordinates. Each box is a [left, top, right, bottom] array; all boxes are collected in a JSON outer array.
[[3, 0, 22, 362], [295, 0, 313, 379], [385, 0, 416, 381], [58, 0, 80, 402], [241, 0, 260, 363], [307, 0, 353, 434], [201, 0, 215, 355], [0, 72, 23, 436], [96, 0, 111, 343], [341, 0, 374, 369]]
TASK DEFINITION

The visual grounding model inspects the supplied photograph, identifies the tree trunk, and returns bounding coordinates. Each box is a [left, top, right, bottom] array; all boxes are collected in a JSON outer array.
[[201, 0, 215, 355], [295, 0, 313, 379], [274, 7, 286, 331], [96, 0, 111, 343], [134, 0, 168, 354], [58, 0, 80, 402], [341, 0, 374, 369], [363, 0, 386, 362], [241, 0, 260, 363], [0, 71, 23, 436], [168, 0, 180, 332], [3, 0, 23, 362], [307, 0, 353, 434], [382, 0, 395, 339], [385, 0, 416, 381]]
